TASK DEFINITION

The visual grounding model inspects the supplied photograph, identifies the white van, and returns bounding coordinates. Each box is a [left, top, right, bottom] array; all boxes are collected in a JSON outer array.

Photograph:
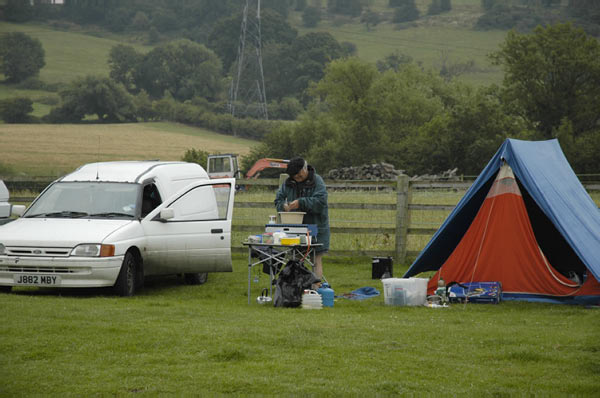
[[0, 180, 15, 226], [0, 161, 236, 296]]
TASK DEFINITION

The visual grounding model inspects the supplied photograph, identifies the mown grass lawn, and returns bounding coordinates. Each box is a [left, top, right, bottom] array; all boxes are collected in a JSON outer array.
[[1, 256, 598, 396]]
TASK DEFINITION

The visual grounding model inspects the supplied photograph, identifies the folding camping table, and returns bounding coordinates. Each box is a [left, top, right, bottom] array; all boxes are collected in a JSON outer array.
[[243, 242, 322, 304]]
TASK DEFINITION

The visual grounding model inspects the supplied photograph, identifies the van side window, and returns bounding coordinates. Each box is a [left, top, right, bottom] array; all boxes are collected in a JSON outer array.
[[142, 184, 162, 217], [168, 184, 226, 221]]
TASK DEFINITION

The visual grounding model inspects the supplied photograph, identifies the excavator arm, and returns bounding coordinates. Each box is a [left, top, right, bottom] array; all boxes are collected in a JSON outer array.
[[246, 158, 289, 179]]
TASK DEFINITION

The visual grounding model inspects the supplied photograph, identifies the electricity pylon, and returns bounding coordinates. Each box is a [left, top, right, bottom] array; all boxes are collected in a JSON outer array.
[[229, 0, 268, 120]]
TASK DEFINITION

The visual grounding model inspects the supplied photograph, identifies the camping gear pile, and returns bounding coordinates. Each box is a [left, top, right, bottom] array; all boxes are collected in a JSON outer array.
[[447, 282, 502, 304], [273, 259, 321, 308]]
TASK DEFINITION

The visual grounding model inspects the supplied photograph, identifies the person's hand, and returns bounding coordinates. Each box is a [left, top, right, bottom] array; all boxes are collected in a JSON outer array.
[[287, 200, 300, 211]]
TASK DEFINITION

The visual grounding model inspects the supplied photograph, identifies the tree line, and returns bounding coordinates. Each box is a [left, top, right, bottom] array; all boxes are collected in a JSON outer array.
[[1, 3, 599, 175], [241, 23, 600, 176]]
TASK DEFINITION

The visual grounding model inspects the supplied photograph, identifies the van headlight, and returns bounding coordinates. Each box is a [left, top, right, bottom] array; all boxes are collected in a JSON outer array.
[[0, 243, 5, 255], [71, 244, 115, 257]]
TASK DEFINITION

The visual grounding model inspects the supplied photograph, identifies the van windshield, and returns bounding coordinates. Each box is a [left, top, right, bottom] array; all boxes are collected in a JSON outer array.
[[25, 182, 140, 219]]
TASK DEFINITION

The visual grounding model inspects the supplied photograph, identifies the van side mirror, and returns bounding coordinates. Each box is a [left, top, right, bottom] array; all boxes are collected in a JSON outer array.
[[11, 205, 25, 217], [158, 208, 174, 222]]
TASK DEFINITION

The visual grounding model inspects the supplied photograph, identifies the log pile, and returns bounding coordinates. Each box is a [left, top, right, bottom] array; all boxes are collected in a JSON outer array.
[[327, 164, 460, 181], [327, 163, 404, 180]]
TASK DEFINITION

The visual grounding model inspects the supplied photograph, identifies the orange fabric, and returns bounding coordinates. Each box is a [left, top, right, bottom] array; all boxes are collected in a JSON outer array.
[[427, 168, 600, 298]]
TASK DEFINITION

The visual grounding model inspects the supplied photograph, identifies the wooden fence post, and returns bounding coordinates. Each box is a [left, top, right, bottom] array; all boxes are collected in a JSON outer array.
[[395, 175, 410, 265]]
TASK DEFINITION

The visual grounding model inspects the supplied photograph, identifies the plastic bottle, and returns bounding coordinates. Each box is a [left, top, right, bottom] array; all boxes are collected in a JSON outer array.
[[317, 283, 334, 307], [301, 290, 322, 309], [273, 231, 286, 245], [435, 277, 447, 305]]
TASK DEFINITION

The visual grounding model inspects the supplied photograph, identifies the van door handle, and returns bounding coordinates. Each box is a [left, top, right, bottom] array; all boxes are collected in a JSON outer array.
[[211, 229, 223, 234]]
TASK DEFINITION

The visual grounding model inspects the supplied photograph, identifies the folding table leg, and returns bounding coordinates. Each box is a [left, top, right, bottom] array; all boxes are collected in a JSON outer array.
[[247, 246, 252, 304]]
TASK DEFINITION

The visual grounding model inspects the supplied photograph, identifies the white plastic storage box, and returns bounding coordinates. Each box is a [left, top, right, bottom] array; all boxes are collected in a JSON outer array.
[[382, 278, 428, 306]]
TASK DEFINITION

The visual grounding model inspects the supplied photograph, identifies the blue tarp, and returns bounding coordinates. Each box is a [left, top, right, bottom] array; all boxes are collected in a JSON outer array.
[[404, 138, 600, 282], [336, 287, 380, 300]]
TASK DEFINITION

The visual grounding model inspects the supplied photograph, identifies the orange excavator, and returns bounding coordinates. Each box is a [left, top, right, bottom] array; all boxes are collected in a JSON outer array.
[[245, 158, 289, 179], [207, 154, 289, 180]]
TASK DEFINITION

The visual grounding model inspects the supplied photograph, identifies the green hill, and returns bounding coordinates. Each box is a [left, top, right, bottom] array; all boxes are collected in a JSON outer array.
[[1, 1, 506, 91], [0, 21, 150, 84], [0, 21, 151, 117], [292, 0, 505, 85]]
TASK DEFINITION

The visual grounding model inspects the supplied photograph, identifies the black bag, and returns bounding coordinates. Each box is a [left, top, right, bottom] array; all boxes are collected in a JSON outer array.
[[250, 247, 282, 275], [273, 259, 320, 308]]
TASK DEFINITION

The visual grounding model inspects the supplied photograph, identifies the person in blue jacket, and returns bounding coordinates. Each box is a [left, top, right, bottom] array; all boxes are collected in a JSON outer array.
[[275, 157, 330, 279]]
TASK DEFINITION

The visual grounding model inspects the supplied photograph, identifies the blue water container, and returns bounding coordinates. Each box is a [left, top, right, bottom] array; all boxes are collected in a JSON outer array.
[[317, 283, 334, 307]]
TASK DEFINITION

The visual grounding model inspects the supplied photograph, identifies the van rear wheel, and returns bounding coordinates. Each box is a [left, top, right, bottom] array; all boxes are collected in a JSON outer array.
[[114, 252, 137, 296], [184, 273, 208, 285]]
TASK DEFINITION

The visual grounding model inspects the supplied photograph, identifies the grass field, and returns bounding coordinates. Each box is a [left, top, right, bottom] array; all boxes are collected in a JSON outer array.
[[0, 122, 257, 176], [1, 257, 599, 396], [0, 21, 151, 118], [293, 0, 506, 85], [0, 22, 150, 84], [1, 7, 598, 395]]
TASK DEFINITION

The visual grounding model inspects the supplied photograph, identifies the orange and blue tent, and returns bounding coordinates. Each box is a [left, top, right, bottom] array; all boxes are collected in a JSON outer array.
[[403, 139, 600, 304]]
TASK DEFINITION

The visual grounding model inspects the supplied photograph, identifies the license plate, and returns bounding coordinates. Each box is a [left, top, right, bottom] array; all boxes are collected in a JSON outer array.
[[14, 274, 61, 286]]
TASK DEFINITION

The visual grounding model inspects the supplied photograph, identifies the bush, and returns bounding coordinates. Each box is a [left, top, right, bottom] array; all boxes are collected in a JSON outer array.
[[392, 2, 420, 23], [4, 0, 33, 22], [152, 96, 177, 121], [150, 96, 277, 140], [14, 78, 66, 93], [268, 97, 303, 121], [0, 97, 35, 123], [476, 5, 544, 31], [181, 148, 210, 167], [43, 104, 82, 124], [133, 90, 156, 122], [376, 51, 414, 72], [361, 10, 382, 31], [14, 77, 46, 90], [428, 0, 451, 16], [0, 32, 45, 83], [36, 95, 60, 106], [48, 75, 136, 123]]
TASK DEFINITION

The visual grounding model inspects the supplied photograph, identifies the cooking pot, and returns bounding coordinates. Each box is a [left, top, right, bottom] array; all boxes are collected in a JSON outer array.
[[257, 288, 272, 304]]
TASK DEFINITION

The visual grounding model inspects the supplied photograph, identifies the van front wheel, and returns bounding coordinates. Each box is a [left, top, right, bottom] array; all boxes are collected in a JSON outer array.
[[114, 252, 137, 296]]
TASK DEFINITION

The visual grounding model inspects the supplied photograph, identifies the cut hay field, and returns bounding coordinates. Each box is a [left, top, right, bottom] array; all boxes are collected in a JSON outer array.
[[0, 122, 257, 177]]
